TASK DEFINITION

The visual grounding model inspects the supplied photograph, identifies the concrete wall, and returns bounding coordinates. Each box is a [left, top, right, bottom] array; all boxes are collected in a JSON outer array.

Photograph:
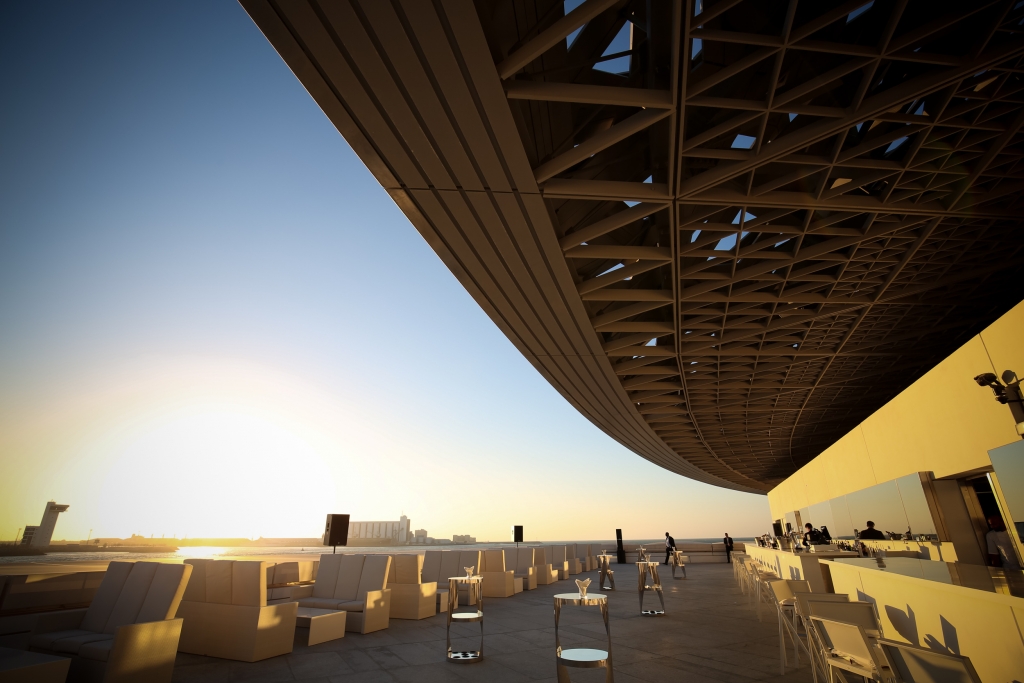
[[768, 299, 1024, 519]]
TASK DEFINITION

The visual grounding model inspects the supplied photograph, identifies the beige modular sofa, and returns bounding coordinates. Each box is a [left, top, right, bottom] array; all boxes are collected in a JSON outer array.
[[565, 545, 582, 575], [479, 550, 516, 597], [579, 544, 595, 571], [29, 560, 191, 683], [292, 554, 392, 634], [265, 560, 318, 603], [505, 547, 536, 590], [547, 545, 570, 580], [532, 547, 558, 585], [421, 551, 451, 611], [177, 559, 296, 662], [0, 571, 106, 649], [387, 555, 436, 620]]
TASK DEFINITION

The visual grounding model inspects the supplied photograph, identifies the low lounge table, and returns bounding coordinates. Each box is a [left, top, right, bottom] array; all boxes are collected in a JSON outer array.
[[296, 607, 346, 646], [0, 646, 69, 683]]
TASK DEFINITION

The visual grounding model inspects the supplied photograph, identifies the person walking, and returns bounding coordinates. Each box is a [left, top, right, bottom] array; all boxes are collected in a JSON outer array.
[[723, 532, 734, 563], [664, 532, 676, 564]]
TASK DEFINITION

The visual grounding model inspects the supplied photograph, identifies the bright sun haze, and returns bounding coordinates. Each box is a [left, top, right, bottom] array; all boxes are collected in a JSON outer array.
[[0, 0, 769, 543]]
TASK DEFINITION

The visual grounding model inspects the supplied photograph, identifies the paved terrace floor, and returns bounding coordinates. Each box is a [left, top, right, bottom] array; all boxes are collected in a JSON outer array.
[[172, 563, 814, 683]]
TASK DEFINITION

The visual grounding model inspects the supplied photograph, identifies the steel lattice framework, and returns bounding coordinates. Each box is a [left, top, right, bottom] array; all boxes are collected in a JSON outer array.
[[242, 0, 1024, 492]]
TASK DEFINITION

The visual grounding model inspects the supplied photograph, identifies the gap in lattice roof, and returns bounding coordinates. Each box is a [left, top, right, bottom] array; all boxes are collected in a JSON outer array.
[[731, 134, 756, 149], [885, 136, 908, 154], [643, 175, 652, 183], [624, 200, 640, 207], [692, 38, 703, 59], [847, 1, 874, 22], [597, 262, 624, 277], [775, 238, 790, 248], [788, 113, 798, 122], [914, 101, 927, 116], [691, 229, 701, 242], [713, 231, 749, 254], [645, 338, 657, 347], [732, 210, 756, 224], [855, 122, 865, 133], [564, 0, 586, 48], [594, 21, 631, 74]]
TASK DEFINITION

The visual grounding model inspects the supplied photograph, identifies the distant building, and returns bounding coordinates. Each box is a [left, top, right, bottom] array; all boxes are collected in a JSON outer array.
[[452, 534, 476, 544], [346, 515, 411, 546], [414, 529, 428, 541], [21, 501, 69, 548]]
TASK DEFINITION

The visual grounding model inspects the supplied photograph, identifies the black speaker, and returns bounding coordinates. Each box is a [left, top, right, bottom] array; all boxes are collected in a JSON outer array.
[[615, 529, 626, 564], [512, 525, 523, 543], [772, 521, 784, 537], [324, 514, 350, 547]]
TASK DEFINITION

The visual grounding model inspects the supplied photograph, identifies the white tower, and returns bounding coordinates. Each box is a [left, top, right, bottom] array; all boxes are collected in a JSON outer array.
[[22, 501, 69, 548]]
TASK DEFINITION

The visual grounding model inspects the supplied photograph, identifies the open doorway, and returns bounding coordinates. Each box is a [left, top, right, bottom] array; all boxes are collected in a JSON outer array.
[[966, 475, 1022, 570]]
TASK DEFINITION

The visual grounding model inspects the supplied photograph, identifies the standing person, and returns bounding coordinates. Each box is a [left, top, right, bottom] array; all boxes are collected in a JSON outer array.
[[723, 533, 734, 562], [664, 532, 676, 565], [858, 521, 885, 540], [987, 516, 1022, 570]]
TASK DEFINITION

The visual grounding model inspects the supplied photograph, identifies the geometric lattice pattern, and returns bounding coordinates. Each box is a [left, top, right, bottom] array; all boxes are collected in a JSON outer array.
[[492, 0, 1024, 488], [242, 0, 1024, 492]]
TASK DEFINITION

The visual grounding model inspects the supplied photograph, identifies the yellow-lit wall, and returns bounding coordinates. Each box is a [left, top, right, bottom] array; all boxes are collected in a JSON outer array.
[[826, 560, 1024, 683], [768, 300, 1024, 519]]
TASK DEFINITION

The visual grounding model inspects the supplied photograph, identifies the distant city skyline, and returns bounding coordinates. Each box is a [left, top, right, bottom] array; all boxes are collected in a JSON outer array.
[[0, 1, 771, 543]]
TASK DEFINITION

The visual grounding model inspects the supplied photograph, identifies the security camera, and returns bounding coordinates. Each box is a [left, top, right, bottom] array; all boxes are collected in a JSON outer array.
[[974, 372, 999, 387]]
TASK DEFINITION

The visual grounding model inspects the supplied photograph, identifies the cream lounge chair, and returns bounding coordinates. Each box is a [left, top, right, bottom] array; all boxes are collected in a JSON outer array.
[[479, 550, 516, 598], [387, 554, 436, 620], [421, 551, 450, 611], [177, 559, 296, 661], [565, 545, 582, 575], [547, 545, 570, 580], [293, 554, 392, 634], [505, 548, 535, 590], [533, 547, 558, 585], [811, 617, 891, 683], [877, 639, 982, 683], [29, 560, 191, 682]]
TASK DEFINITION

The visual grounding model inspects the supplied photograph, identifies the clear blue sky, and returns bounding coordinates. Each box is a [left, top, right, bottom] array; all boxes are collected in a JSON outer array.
[[0, 0, 770, 542]]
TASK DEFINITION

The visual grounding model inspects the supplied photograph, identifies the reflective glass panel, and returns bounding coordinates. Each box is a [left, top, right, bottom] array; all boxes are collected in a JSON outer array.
[[846, 480, 910, 538], [829, 496, 855, 539], [808, 500, 836, 534], [894, 473, 937, 538], [990, 440, 1024, 542]]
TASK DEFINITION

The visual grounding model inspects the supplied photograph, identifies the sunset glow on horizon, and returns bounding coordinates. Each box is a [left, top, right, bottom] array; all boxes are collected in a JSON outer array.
[[0, 1, 771, 546]]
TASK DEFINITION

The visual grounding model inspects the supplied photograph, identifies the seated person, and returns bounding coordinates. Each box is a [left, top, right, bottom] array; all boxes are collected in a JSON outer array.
[[858, 521, 885, 540], [803, 523, 825, 545]]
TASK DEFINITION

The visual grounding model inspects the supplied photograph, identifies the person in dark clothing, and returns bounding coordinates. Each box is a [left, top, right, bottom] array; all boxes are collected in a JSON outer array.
[[723, 533, 734, 562], [664, 532, 676, 564], [803, 523, 825, 545], [820, 525, 832, 542], [858, 521, 885, 540]]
